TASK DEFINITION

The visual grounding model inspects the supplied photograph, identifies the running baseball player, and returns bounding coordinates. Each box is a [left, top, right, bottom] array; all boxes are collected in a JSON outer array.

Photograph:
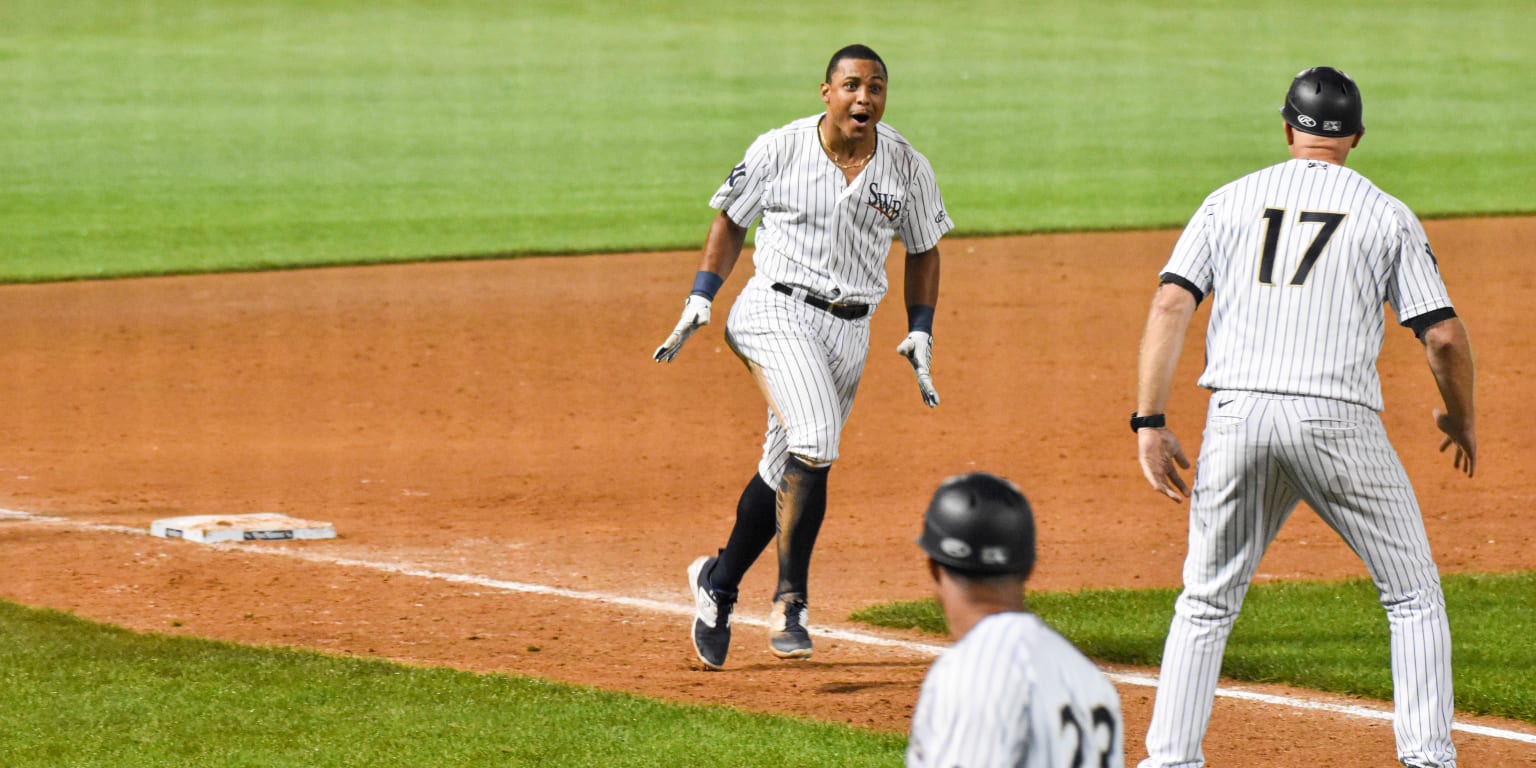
[[654, 44, 953, 669], [908, 473, 1125, 768], [1133, 67, 1476, 768]]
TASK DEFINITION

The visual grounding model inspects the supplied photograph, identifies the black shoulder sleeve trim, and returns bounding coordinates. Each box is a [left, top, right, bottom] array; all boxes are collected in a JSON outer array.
[[1159, 273, 1205, 305], [1404, 307, 1458, 340]]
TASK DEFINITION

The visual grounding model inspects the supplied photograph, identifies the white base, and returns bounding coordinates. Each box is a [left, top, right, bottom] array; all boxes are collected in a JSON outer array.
[[150, 513, 336, 543]]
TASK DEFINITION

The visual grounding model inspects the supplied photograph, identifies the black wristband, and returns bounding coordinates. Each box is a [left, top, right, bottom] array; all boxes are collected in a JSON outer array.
[[1130, 412, 1166, 433]]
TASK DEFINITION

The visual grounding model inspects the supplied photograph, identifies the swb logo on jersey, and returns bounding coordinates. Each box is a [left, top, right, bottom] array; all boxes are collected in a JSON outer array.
[[866, 182, 903, 221]]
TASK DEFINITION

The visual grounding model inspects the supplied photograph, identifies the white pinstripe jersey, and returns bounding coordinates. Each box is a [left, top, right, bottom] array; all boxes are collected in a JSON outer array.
[[907, 612, 1125, 768], [1162, 158, 1454, 411], [711, 114, 953, 306]]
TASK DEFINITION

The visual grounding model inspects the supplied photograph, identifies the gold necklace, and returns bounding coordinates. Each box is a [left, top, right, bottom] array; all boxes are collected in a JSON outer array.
[[818, 123, 875, 170]]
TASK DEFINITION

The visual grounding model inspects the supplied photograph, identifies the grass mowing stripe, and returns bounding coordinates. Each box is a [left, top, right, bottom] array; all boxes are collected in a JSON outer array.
[[0, 601, 903, 768], [3, 0, 1534, 280], [851, 572, 1536, 724]]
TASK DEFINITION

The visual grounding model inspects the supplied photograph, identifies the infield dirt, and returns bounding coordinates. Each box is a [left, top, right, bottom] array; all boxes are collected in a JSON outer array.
[[2, 218, 1533, 765]]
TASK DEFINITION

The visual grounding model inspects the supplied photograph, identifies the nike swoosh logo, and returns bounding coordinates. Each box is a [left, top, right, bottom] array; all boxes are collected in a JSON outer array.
[[1218, 399, 1234, 407]]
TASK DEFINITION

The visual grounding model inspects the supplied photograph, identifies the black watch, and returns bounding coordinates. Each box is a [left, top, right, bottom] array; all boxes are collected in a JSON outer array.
[[1130, 412, 1166, 433]]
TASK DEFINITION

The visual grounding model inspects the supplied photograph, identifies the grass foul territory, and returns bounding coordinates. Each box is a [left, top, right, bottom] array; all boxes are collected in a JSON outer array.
[[0, 601, 904, 768], [851, 571, 1536, 724], [3, 0, 1534, 280]]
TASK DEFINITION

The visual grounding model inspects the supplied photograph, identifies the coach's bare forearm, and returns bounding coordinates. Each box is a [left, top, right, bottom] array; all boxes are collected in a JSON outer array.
[[1136, 283, 1197, 415], [1423, 317, 1476, 427], [697, 211, 749, 280], [904, 247, 941, 309]]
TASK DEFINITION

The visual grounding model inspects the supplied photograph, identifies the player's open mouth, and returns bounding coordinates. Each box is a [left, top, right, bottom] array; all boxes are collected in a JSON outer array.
[[851, 113, 870, 125]]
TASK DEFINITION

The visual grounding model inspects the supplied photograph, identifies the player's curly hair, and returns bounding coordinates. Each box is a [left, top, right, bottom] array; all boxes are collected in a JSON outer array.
[[825, 44, 886, 83]]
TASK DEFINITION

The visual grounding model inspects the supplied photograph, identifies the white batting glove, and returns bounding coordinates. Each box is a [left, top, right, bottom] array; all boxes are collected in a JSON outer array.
[[896, 331, 940, 407], [653, 295, 712, 363]]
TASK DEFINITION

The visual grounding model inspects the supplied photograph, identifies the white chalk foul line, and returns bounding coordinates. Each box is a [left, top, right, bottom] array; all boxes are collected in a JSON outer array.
[[4, 508, 1533, 746]]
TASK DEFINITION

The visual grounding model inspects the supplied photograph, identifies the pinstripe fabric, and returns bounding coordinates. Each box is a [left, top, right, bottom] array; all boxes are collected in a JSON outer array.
[[709, 113, 950, 486], [908, 612, 1125, 768], [1143, 394, 1454, 767], [711, 114, 953, 306], [1163, 159, 1452, 411], [725, 275, 870, 486], [1143, 159, 1457, 768]]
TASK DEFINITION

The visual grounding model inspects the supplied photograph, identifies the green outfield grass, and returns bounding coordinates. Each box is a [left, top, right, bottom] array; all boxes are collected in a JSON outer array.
[[3, 0, 1533, 281], [853, 571, 1536, 724], [0, 601, 904, 768], [4, 3, 1532, 763], [3, 574, 1530, 765]]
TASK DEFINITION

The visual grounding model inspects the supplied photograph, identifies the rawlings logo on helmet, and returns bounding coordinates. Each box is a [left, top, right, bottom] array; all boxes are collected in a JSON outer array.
[[939, 538, 972, 559], [1297, 114, 1318, 128], [919, 473, 1038, 577]]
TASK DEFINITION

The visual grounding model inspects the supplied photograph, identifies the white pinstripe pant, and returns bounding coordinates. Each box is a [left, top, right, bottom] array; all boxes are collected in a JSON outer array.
[[1142, 392, 1455, 768], [724, 276, 871, 487]]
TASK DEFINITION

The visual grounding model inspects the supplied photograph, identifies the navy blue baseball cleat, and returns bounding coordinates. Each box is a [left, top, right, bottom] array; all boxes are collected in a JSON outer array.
[[688, 556, 736, 670]]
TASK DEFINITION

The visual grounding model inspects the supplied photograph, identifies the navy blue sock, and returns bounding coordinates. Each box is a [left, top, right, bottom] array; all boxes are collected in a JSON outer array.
[[709, 472, 776, 593]]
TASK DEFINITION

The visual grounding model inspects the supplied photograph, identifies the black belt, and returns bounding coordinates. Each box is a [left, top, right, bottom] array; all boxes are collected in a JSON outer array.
[[771, 283, 870, 320]]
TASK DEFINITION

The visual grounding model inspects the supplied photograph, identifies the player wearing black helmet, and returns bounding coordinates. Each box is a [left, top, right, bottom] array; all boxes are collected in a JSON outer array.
[[907, 473, 1125, 768], [1281, 65, 1365, 137], [1133, 65, 1474, 767]]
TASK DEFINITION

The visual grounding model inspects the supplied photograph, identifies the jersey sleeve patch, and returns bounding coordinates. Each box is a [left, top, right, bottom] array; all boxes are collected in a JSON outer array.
[[709, 132, 776, 227], [725, 162, 747, 188]]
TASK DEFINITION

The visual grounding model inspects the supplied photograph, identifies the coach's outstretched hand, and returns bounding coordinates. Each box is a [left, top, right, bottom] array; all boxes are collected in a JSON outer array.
[[654, 295, 712, 363], [897, 331, 940, 407]]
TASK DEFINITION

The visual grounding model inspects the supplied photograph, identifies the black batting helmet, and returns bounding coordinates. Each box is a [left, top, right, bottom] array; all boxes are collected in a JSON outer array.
[[1280, 66, 1363, 138], [917, 473, 1036, 578]]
